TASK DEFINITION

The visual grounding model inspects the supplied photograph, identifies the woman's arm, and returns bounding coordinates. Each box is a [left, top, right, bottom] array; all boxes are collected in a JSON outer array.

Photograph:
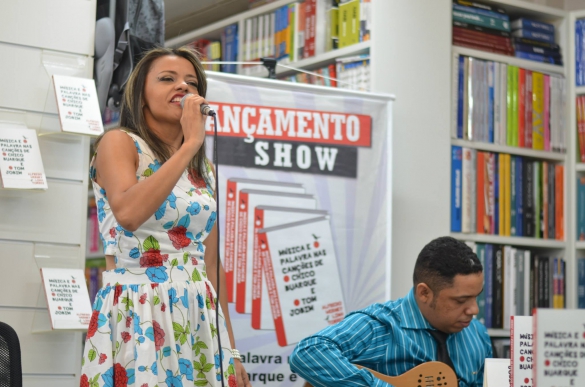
[[94, 130, 201, 231], [204, 223, 252, 387]]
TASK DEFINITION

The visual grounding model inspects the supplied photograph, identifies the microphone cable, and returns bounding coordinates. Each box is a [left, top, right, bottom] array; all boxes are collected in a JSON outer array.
[[209, 109, 226, 387]]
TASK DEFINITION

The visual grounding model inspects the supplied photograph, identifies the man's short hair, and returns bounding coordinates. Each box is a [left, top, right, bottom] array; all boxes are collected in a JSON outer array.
[[413, 236, 482, 292]]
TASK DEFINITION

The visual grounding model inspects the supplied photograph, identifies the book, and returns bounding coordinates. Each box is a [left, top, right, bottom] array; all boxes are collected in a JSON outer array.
[[453, 10, 511, 32], [513, 43, 561, 58], [485, 243, 494, 328], [251, 206, 328, 330], [453, 4, 509, 21], [484, 359, 511, 386], [518, 68, 526, 148], [222, 178, 305, 303], [0, 126, 48, 190], [515, 51, 562, 65], [40, 267, 92, 330], [453, 20, 511, 38], [476, 243, 487, 325], [259, 216, 345, 346], [452, 146, 463, 232], [235, 189, 316, 314], [512, 29, 555, 44], [338, 0, 360, 48], [578, 258, 585, 308], [511, 18, 554, 34], [510, 315, 533, 387], [462, 148, 477, 233], [454, 0, 507, 15], [533, 309, 585, 386], [525, 70, 533, 149]]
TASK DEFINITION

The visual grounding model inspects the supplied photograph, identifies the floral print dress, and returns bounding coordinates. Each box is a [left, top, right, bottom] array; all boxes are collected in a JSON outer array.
[[81, 130, 236, 387]]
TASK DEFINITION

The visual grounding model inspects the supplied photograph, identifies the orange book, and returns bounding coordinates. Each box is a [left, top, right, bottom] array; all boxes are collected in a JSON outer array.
[[542, 161, 548, 239], [476, 152, 489, 234], [518, 68, 526, 148], [555, 164, 564, 240]]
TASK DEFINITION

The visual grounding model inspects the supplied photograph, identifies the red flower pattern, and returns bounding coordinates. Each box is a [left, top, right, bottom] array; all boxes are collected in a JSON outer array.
[[167, 226, 191, 250], [139, 293, 147, 304], [161, 303, 166, 312], [152, 320, 165, 351], [86, 310, 99, 339], [125, 316, 132, 328], [139, 249, 168, 267], [188, 171, 207, 188], [98, 353, 107, 364], [109, 227, 116, 238], [80, 374, 89, 387], [205, 283, 216, 310], [121, 331, 131, 343], [114, 363, 128, 387], [228, 374, 237, 387], [113, 285, 123, 306]]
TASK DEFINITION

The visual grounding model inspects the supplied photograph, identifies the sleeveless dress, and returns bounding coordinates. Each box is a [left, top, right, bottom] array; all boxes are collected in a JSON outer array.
[[80, 130, 236, 387]]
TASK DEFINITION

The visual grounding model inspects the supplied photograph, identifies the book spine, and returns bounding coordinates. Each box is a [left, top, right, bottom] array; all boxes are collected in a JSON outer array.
[[513, 36, 560, 50], [544, 75, 550, 151], [525, 70, 533, 149], [515, 51, 560, 65], [548, 163, 555, 239], [513, 43, 560, 57], [499, 63, 508, 146], [555, 164, 564, 240], [454, 0, 507, 15], [476, 243, 487, 324], [517, 157, 524, 237], [452, 3, 509, 21], [579, 258, 585, 308], [452, 26, 512, 46], [456, 55, 464, 139], [535, 161, 541, 239], [512, 66, 519, 147], [512, 29, 555, 43], [518, 68, 526, 148], [543, 161, 549, 239], [499, 153, 505, 235], [493, 246, 504, 328], [453, 20, 511, 38], [452, 146, 463, 232], [494, 62, 501, 145], [507, 65, 514, 146], [477, 152, 487, 234], [578, 19, 584, 86], [485, 243, 494, 327], [452, 39, 514, 55], [511, 18, 555, 34], [462, 148, 474, 233], [578, 177, 585, 240], [511, 156, 517, 236], [453, 10, 510, 32], [504, 154, 511, 236], [525, 161, 534, 237], [494, 154, 499, 235], [488, 62, 495, 144]]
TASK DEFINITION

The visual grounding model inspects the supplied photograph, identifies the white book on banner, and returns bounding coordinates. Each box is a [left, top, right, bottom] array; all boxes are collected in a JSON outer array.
[[52, 75, 104, 136], [235, 189, 317, 314], [251, 206, 329, 330], [511, 315, 533, 387], [484, 358, 511, 387], [222, 178, 305, 304], [533, 309, 585, 387], [258, 216, 345, 347], [0, 125, 47, 189], [40, 267, 92, 330]]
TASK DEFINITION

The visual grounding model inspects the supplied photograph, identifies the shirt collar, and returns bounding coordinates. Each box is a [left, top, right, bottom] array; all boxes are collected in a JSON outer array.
[[399, 288, 434, 330]]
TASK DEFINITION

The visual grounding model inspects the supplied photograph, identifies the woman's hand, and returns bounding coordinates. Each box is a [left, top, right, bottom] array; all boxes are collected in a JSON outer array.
[[235, 359, 252, 387], [179, 93, 208, 151]]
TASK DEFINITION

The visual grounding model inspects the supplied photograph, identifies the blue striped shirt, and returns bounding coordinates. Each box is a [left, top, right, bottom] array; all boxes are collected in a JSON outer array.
[[290, 288, 493, 387]]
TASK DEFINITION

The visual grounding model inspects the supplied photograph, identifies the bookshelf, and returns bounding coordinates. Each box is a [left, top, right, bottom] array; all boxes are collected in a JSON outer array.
[[165, 0, 372, 83]]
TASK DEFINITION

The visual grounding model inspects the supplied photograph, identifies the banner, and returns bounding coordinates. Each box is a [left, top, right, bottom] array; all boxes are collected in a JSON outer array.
[[205, 73, 393, 386]]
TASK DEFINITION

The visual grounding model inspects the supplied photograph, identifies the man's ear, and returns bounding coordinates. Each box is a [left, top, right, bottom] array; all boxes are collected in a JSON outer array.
[[415, 282, 433, 304]]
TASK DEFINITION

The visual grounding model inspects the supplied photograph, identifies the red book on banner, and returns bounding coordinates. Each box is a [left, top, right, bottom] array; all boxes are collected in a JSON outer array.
[[223, 178, 305, 303], [477, 152, 489, 234], [258, 216, 345, 347], [235, 190, 316, 314], [250, 206, 328, 330], [555, 164, 564, 240], [518, 68, 526, 148], [525, 70, 533, 149]]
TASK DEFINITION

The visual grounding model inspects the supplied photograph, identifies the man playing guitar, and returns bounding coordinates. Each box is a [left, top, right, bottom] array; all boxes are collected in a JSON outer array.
[[290, 236, 492, 386]]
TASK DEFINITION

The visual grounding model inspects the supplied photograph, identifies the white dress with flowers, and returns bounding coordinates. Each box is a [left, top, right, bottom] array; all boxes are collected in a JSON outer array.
[[80, 130, 236, 387]]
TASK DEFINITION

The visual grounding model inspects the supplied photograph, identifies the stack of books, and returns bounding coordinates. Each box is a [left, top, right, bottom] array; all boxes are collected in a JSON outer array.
[[280, 64, 338, 87], [451, 147, 565, 240], [512, 18, 562, 65], [469, 242, 566, 329], [189, 39, 222, 72], [452, 0, 513, 56]]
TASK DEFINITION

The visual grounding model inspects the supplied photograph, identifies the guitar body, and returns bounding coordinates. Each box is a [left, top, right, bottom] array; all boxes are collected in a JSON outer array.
[[303, 361, 457, 387]]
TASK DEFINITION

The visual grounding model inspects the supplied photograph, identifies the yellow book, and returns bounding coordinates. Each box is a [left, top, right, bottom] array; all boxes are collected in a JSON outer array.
[[532, 72, 545, 150], [504, 154, 511, 236], [338, 0, 359, 48], [499, 153, 505, 235]]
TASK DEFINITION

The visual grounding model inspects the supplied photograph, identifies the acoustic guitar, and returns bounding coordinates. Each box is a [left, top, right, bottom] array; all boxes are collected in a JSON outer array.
[[303, 361, 457, 386]]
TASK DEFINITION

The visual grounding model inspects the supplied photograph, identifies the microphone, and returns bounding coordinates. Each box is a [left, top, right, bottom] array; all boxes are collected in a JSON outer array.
[[180, 94, 216, 116]]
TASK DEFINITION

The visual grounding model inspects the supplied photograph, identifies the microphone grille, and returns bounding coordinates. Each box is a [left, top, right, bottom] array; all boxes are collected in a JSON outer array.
[[180, 93, 193, 109]]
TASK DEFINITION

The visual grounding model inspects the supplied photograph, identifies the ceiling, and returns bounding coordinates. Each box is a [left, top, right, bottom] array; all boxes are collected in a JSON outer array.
[[164, 0, 250, 40]]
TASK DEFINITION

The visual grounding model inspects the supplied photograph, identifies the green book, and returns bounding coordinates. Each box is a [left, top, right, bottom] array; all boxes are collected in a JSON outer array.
[[452, 10, 511, 32]]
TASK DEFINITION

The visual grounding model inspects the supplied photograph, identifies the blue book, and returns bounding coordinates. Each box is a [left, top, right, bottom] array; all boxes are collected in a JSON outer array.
[[577, 20, 585, 86], [457, 55, 464, 139], [476, 243, 487, 325], [485, 244, 494, 328], [516, 157, 524, 237], [488, 61, 494, 143], [577, 178, 585, 240], [451, 146, 463, 232], [513, 43, 560, 57], [452, 3, 509, 22], [512, 28, 555, 43], [511, 18, 555, 34], [578, 258, 585, 308], [515, 51, 561, 65]]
